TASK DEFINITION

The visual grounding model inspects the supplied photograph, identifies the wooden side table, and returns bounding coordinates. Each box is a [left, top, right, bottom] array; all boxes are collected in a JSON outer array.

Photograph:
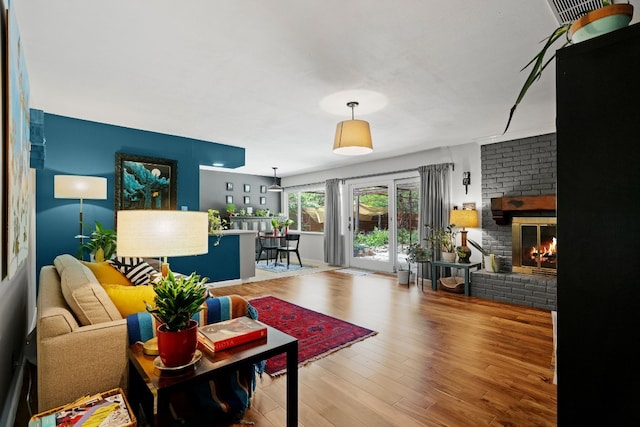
[[431, 261, 482, 296]]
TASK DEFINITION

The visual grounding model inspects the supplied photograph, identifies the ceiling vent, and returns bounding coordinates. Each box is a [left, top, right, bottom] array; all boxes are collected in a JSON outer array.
[[547, 0, 606, 24]]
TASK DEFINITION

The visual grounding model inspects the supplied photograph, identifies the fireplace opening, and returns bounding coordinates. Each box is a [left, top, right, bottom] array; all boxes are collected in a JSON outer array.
[[512, 217, 557, 276]]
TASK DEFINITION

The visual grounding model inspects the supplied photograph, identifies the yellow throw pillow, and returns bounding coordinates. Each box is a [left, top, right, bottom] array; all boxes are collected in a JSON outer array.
[[82, 261, 133, 286], [102, 284, 156, 317]]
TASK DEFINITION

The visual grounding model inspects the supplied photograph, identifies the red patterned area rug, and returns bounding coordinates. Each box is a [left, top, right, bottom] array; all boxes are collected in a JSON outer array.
[[249, 295, 377, 376]]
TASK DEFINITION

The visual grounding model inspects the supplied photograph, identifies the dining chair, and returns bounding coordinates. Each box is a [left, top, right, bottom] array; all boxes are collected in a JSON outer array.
[[276, 233, 302, 268], [257, 233, 279, 265]]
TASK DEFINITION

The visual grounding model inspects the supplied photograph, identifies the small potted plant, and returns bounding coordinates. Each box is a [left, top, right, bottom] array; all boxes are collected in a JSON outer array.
[[207, 209, 227, 246], [426, 224, 458, 262], [145, 270, 209, 367], [81, 221, 117, 262], [226, 203, 236, 217], [504, 0, 634, 133]]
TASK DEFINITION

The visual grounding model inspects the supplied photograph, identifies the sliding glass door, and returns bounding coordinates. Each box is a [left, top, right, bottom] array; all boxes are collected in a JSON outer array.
[[347, 178, 420, 273]]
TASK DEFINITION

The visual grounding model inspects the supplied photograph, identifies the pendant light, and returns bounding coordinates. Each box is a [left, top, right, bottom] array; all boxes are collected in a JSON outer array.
[[268, 167, 283, 192], [333, 101, 373, 155]]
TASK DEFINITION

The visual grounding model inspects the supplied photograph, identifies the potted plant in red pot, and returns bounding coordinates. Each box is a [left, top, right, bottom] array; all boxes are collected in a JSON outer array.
[[146, 270, 208, 367]]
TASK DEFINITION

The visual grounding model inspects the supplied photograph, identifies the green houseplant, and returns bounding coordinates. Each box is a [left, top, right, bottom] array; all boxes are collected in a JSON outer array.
[[207, 209, 227, 246], [145, 270, 209, 367], [504, 1, 634, 133], [426, 224, 458, 261], [81, 221, 117, 262]]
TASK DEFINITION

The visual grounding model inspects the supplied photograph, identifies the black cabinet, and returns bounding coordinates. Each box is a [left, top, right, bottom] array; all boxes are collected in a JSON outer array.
[[556, 23, 640, 425]]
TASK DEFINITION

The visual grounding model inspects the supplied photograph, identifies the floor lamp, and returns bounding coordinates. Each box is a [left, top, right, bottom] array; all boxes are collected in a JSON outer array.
[[116, 210, 209, 277], [54, 175, 108, 250]]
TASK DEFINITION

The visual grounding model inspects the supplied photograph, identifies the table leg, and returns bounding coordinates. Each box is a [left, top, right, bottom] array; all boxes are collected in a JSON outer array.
[[431, 263, 438, 291], [464, 268, 470, 296], [286, 341, 299, 427]]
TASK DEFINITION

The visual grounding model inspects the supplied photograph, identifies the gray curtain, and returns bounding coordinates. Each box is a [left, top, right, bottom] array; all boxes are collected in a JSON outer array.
[[418, 164, 452, 275], [324, 179, 344, 266]]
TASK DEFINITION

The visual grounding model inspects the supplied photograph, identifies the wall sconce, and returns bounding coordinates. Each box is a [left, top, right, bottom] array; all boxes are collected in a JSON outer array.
[[462, 172, 471, 194]]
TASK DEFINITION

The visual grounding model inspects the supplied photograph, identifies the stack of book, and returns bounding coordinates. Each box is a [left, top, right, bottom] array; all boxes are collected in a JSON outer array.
[[198, 316, 267, 354]]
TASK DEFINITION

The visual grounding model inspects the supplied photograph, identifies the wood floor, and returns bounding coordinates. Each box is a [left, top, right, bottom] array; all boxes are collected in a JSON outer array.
[[208, 270, 557, 427]]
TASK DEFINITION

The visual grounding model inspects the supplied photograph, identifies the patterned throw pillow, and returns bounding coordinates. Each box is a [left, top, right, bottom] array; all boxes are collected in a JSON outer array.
[[107, 257, 158, 285]]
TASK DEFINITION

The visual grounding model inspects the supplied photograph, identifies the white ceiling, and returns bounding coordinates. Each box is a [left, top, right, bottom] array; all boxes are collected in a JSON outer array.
[[14, 1, 639, 178]]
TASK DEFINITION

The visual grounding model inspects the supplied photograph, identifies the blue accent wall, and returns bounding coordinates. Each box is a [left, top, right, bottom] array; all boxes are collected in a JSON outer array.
[[35, 113, 245, 280], [168, 235, 240, 282]]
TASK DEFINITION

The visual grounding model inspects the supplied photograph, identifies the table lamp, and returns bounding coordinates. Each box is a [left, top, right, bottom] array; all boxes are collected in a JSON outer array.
[[54, 175, 108, 246], [449, 208, 479, 263], [116, 210, 208, 277]]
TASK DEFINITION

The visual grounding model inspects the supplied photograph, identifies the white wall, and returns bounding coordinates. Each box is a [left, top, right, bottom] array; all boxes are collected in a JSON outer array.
[[283, 142, 483, 266]]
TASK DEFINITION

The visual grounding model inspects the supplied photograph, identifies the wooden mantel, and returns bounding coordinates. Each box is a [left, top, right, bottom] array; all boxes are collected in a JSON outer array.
[[490, 195, 556, 225]]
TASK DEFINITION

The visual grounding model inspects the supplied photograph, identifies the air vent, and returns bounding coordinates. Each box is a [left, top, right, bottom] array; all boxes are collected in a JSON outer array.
[[547, 0, 606, 24]]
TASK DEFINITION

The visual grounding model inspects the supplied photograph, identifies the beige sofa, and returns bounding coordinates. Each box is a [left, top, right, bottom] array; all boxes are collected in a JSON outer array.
[[36, 254, 128, 411]]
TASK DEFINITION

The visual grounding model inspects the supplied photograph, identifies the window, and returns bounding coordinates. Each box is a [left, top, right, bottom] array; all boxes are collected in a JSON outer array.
[[285, 188, 325, 232]]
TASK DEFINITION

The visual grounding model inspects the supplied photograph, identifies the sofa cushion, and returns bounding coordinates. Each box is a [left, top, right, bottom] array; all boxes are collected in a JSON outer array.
[[81, 261, 133, 286], [108, 257, 158, 285], [54, 254, 122, 325], [102, 284, 156, 317]]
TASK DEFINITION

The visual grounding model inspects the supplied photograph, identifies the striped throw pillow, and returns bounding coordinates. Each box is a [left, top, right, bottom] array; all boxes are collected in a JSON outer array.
[[108, 257, 158, 285]]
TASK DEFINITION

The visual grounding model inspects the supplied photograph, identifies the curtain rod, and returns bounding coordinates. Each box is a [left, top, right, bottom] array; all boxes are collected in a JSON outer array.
[[285, 162, 454, 189]]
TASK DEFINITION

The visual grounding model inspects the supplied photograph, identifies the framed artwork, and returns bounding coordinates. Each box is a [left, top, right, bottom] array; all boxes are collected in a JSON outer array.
[[244, 196, 250, 204], [5, 6, 31, 279], [115, 153, 177, 215], [260, 197, 267, 205], [244, 184, 251, 193], [226, 182, 233, 191], [226, 195, 233, 204], [260, 185, 267, 193]]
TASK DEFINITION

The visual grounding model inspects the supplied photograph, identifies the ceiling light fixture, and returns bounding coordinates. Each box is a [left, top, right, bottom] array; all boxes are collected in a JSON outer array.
[[268, 167, 283, 192], [333, 101, 373, 156]]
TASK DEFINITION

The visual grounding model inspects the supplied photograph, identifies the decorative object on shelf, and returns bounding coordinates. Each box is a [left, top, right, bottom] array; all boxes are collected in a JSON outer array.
[[268, 167, 283, 192], [207, 209, 227, 246], [115, 153, 177, 214], [333, 101, 373, 155], [82, 221, 117, 262], [116, 210, 208, 277], [260, 196, 267, 205], [244, 184, 251, 193], [450, 208, 479, 263], [146, 270, 209, 367], [226, 182, 233, 191], [468, 239, 501, 272], [504, 1, 634, 133], [260, 185, 267, 193], [54, 174, 107, 254]]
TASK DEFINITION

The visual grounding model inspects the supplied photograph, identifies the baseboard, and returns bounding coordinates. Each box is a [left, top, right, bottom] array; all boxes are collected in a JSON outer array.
[[0, 354, 26, 427]]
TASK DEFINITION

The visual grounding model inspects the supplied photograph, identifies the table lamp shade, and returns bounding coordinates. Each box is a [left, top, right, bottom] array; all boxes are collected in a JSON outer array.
[[449, 209, 479, 229], [54, 175, 107, 200], [117, 210, 208, 258]]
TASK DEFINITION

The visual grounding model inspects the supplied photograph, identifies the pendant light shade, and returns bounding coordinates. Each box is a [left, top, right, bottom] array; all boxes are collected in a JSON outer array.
[[268, 167, 283, 192], [333, 101, 373, 156]]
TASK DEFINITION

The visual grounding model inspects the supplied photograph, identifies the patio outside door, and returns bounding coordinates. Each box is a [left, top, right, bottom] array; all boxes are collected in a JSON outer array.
[[348, 182, 394, 272]]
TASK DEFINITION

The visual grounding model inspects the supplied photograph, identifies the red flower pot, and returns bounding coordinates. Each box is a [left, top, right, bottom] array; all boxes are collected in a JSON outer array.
[[156, 320, 198, 367]]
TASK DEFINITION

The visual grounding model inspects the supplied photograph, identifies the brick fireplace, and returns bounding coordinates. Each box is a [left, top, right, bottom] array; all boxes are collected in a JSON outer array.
[[471, 134, 557, 311]]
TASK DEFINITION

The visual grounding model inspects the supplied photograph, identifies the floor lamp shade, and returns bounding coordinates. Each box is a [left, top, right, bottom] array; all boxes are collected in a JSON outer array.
[[54, 175, 107, 200], [333, 119, 373, 155], [116, 210, 209, 258]]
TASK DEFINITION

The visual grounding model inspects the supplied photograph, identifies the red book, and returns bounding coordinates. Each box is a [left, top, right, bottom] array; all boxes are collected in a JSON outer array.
[[198, 316, 267, 351]]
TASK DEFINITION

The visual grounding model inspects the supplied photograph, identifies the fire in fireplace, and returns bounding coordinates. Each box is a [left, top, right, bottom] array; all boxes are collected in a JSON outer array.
[[512, 217, 557, 276]]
